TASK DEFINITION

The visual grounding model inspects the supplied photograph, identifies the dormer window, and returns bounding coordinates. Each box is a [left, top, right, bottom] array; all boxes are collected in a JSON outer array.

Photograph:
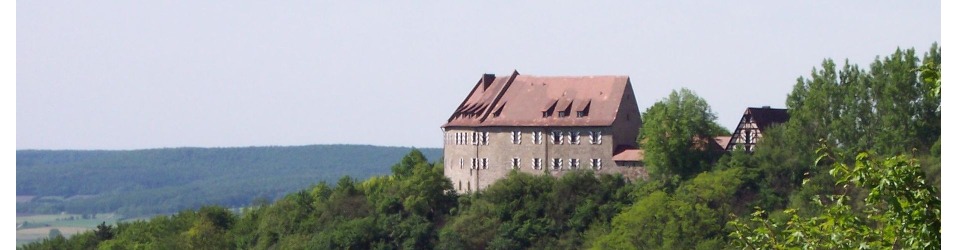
[[558, 111, 568, 117], [576, 111, 586, 117], [542, 111, 550, 117]]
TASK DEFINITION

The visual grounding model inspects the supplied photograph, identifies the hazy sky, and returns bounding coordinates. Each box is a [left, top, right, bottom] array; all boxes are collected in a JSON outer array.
[[16, 1, 941, 150]]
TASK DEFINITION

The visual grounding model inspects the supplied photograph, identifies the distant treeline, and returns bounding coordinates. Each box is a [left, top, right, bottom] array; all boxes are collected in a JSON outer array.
[[17, 145, 441, 216]]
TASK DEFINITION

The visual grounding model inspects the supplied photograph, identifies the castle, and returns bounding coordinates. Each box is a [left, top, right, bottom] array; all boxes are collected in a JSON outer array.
[[441, 71, 646, 192], [440, 71, 791, 192]]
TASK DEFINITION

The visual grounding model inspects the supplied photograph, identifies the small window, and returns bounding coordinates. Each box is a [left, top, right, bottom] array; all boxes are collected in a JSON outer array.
[[576, 111, 586, 117], [459, 158, 463, 169], [534, 131, 543, 144], [570, 158, 579, 170], [552, 131, 562, 144], [591, 158, 602, 170], [590, 131, 602, 144], [552, 158, 562, 170], [558, 111, 568, 117], [471, 158, 477, 169], [472, 132, 478, 145], [570, 131, 580, 145], [481, 158, 488, 169], [512, 131, 522, 144], [512, 158, 520, 169], [542, 111, 550, 117], [482, 132, 489, 145], [534, 158, 542, 170]]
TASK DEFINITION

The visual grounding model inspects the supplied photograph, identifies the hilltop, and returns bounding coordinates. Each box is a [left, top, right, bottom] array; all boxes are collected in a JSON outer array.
[[17, 144, 441, 217]]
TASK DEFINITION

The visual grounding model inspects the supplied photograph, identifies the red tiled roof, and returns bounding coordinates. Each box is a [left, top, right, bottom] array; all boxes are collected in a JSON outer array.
[[612, 146, 644, 162], [712, 136, 731, 151], [443, 71, 632, 127]]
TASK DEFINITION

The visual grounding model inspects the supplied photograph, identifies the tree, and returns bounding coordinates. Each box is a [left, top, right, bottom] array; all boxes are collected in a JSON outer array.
[[638, 88, 725, 179], [94, 221, 115, 241], [729, 145, 941, 249]]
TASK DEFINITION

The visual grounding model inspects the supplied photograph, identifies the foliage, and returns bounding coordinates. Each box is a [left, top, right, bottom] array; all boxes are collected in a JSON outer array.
[[638, 88, 726, 180], [729, 145, 941, 249], [593, 168, 744, 249]]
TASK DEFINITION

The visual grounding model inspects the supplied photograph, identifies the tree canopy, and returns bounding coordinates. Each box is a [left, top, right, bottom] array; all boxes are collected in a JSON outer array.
[[638, 88, 726, 180]]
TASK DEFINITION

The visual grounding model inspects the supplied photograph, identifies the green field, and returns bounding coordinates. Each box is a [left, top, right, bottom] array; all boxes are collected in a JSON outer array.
[[16, 213, 120, 247]]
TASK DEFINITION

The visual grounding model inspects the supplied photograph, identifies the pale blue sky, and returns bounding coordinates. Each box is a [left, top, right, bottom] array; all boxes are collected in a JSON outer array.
[[16, 1, 941, 150]]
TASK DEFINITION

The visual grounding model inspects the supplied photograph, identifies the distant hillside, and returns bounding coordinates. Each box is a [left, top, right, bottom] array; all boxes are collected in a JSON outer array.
[[17, 145, 441, 216]]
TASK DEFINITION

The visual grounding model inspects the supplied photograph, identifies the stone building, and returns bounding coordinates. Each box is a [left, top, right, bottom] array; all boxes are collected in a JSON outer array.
[[441, 71, 645, 192], [725, 106, 790, 152]]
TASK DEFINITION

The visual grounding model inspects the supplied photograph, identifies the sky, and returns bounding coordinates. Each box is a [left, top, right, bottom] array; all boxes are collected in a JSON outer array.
[[16, 1, 941, 150]]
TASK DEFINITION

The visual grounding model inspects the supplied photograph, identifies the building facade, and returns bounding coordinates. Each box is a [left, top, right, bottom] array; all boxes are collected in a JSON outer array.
[[441, 71, 646, 192], [725, 106, 790, 152]]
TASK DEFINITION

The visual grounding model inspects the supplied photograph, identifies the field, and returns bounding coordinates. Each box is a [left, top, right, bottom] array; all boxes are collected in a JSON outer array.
[[15, 212, 120, 247]]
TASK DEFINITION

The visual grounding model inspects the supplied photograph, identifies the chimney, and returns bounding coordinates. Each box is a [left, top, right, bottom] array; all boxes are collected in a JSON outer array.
[[482, 73, 495, 90], [762, 105, 771, 109]]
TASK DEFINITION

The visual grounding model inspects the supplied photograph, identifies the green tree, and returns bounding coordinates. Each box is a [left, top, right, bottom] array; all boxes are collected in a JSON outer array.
[[638, 88, 725, 179], [729, 146, 941, 249]]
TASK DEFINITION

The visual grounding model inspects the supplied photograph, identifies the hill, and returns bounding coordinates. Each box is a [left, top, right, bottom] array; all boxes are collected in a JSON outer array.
[[16, 145, 441, 217]]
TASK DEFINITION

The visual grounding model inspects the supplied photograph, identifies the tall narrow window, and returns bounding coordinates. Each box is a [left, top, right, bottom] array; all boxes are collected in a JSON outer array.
[[534, 158, 542, 170], [482, 132, 489, 145], [471, 158, 477, 169], [481, 158, 488, 169], [552, 131, 562, 144], [459, 158, 463, 169], [512, 131, 522, 144], [472, 132, 478, 145], [552, 158, 562, 170], [570, 159, 579, 170], [534, 131, 542, 144], [591, 158, 602, 170], [511, 158, 520, 169], [570, 131, 580, 145]]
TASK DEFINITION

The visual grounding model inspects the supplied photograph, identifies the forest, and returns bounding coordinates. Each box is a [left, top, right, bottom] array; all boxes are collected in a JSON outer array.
[[17, 145, 441, 217], [20, 44, 940, 249]]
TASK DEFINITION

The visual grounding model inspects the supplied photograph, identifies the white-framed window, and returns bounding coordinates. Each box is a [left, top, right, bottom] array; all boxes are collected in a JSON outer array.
[[591, 158, 602, 170], [534, 131, 543, 144], [472, 132, 478, 145], [570, 158, 579, 170], [512, 131, 522, 144], [481, 132, 489, 145], [590, 131, 602, 144], [511, 157, 520, 169], [552, 131, 562, 144], [552, 158, 562, 170], [471, 158, 477, 169], [534, 158, 542, 170], [571, 131, 580, 145], [481, 158, 488, 169]]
